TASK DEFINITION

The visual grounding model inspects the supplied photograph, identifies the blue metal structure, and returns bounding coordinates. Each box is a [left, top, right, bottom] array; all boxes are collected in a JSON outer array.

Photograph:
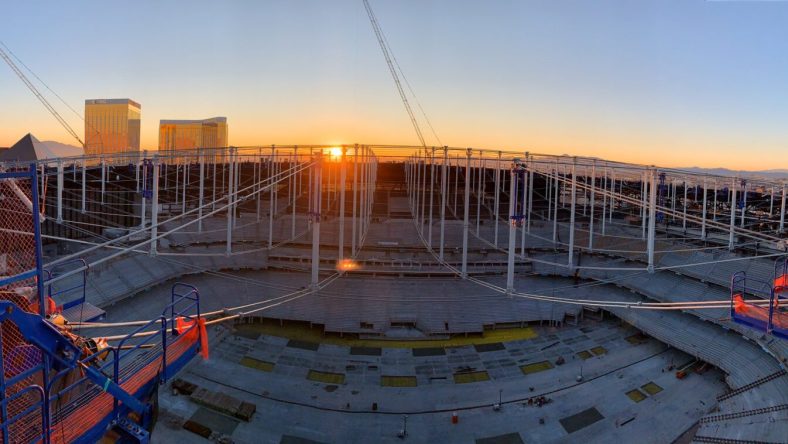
[[657, 173, 666, 223], [509, 164, 526, 226], [46, 259, 105, 323], [141, 159, 153, 199], [772, 257, 787, 339], [0, 165, 206, 443]]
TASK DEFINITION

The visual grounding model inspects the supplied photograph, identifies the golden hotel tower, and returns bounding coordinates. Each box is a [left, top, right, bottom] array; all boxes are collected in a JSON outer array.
[[84, 99, 141, 157]]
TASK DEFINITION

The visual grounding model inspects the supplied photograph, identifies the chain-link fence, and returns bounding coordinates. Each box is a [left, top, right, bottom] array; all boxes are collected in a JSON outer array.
[[0, 166, 47, 443]]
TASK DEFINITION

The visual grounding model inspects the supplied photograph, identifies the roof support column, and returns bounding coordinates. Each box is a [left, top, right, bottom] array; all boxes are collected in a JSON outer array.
[[520, 152, 529, 255], [647, 168, 657, 273], [56, 160, 63, 224], [523, 158, 534, 238], [453, 155, 459, 216], [292, 148, 298, 239], [175, 158, 180, 206], [588, 160, 596, 252], [476, 152, 483, 236], [601, 168, 607, 236], [552, 162, 559, 245], [701, 178, 707, 240], [269, 147, 275, 248], [135, 155, 140, 192], [198, 149, 204, 233], [779, 182, 786, 234], [770, 186, 775, 217], [740, 180, 747, 228], [682, 180, 688, 231], [338, 147, 347, 262], [609, 170, 615, 225], [420, 149, 427, 232], [439, 147, 448, 261], [257, 148, 263, 222], [100, 158, 105, 205], [462, 148, 472, 278], [641, 173, 647, 239], [150, 155, 160, 257], [139, 160, 146, 229], [226, 148, 235, 255], [81, 160, 86, 214], [568, 158, 577, 269], [493, 151, 501, 247], [311, 152, 322, 289], [182, 160, 188, 215], [352, 144, 358, 256], [414, 152, 421, 233], [547, 166, 552, 224], [212, 153, 217, 212], [428, 147, 436, 248], [729, 177, 737, 251], [526, 160, 534, 235], [507, 157, 519, 292]]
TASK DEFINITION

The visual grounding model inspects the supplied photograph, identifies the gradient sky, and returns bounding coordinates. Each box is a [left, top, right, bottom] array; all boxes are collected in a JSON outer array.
[[1, 0, 788, 169]]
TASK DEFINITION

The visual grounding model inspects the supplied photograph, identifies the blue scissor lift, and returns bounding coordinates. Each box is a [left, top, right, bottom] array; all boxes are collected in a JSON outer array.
[[730, 257, 788, 339], [0, 165, 206, 443]]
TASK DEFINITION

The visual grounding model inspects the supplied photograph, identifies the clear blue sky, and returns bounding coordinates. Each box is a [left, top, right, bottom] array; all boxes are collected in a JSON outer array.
[[1, 0, 787, 169]]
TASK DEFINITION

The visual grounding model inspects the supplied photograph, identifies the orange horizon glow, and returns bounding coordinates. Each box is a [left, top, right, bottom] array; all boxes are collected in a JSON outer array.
[[0, 122, 788, 171]]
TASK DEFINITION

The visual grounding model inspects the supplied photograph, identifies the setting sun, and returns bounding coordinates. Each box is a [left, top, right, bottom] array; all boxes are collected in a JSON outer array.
[[327, 146, 343, 160]]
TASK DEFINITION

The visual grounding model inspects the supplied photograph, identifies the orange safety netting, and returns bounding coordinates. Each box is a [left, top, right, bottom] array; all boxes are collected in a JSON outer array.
[[775, 274, 787, 293], [734, 294, 787, 330], [175, 316, 209, 360], [733, 294, 769, 320], [49, 332, 198, 444]]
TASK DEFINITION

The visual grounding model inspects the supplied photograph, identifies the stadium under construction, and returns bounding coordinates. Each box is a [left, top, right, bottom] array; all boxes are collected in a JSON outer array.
[[0, 145, 786, 443]]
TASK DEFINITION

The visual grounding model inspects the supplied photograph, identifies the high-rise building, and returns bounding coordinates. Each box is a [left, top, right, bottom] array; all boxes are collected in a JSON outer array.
[[84, 99, 141, 157], [158, 117, 228, 155]]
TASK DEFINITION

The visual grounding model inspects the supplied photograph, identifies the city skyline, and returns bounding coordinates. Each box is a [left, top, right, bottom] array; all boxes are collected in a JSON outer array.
[[2, 1, 788, 170]]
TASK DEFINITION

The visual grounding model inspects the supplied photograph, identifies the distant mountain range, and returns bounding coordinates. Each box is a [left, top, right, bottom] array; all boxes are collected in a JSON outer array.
[[679, 167, 788, 181]]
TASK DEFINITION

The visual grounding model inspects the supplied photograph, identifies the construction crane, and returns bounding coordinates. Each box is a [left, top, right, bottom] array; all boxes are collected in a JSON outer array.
[[0, 45, 85, 147], [362, 0, 427, 148]]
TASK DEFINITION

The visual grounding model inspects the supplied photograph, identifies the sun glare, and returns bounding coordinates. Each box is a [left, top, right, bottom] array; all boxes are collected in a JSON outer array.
[[326, 146, 343, 160]]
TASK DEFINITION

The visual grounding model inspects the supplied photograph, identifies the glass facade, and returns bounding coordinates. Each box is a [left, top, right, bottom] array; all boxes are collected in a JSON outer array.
[[84, 99, 141, 157], [158, 117, 228, 156]]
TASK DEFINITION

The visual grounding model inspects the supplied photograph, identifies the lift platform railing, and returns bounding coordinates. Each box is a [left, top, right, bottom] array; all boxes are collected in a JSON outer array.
[[45, 258, 87, 312], [770, 257, 787, 339], [169, 283, 200, 329], [46, 281, 204, 443], [730, 271, 775, 334]]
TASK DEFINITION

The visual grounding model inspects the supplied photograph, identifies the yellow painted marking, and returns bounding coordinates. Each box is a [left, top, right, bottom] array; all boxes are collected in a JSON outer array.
[[520, 360, 554, 375], [453, 371, 490, 384], [234, 322, 537, 349], [626, 389, 647, 403], [576, 350, 593, 360], [591, 346, 607, 356], [381, 376, 417, 387], [641, 382, 663, 396], [307, 370, 345, 384], [240, 356, 275, 372]]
